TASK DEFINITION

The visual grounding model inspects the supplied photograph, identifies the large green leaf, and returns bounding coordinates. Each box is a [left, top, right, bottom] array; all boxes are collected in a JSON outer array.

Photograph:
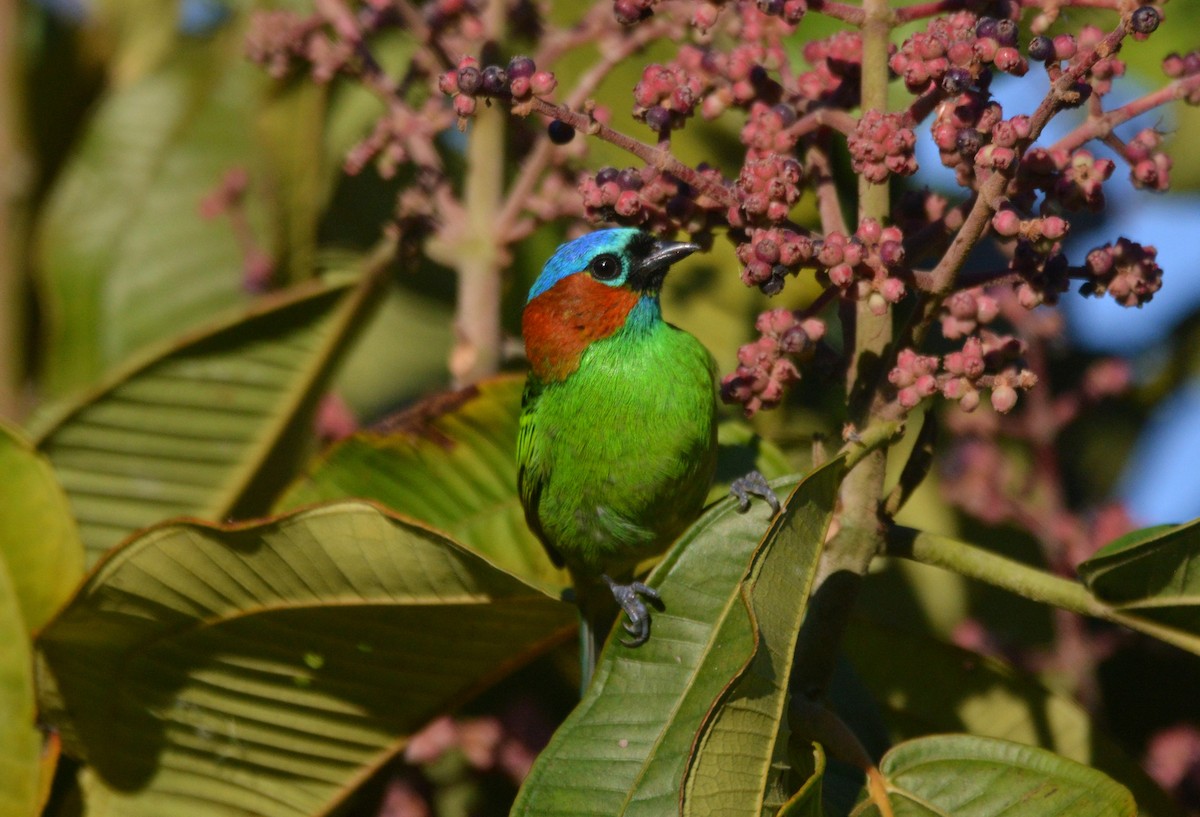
[[842, 617, 1180, 817], [34, 265, 384, 565], [0, 557, 41, 817], [0, 421, 84, 634], [279, 375, 793, 591], [851, 735, 1136, 817], [278, 375, 565, 590], [36, 501, 575, 817], [682, 462, 843, 816], [1078, 520, 1200, 644], [511, 462, 842, 817], [32, 24, 284, 397]]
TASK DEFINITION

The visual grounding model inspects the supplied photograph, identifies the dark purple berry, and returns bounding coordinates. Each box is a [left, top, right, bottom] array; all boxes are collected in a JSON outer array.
[[942, 67, 972, 93], [547, 120, 575, 144], [456, 65, 482, 95], [666, 196, 691, 219], [617, 168, 644, 190], [480, 65, 507, 95], [1028, 35, 1054, 61], [595, 166, 620, 186], [1131, 6, 1160, 34], [956, 128, 983, 156], [749, 65, 770, 86], [994, 19, 1018, 47], [761, 272, 785, 296], [507, 55, 536, 80], [975, 17, 999, 41], [772, 103, 798, 127], [645, 105, 672, 133]]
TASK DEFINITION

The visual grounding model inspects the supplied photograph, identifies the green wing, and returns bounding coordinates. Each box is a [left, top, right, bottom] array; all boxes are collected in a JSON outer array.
[[516, 376, 562, 567]]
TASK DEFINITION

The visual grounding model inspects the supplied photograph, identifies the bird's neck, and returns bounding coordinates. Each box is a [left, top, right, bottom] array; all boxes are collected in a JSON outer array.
[[522, 273, 658, 383]]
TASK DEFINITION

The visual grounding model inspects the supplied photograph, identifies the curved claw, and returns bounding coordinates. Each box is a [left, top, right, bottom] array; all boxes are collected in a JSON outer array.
[[730, 470, 782, 515], [603, 576, 662, 648]]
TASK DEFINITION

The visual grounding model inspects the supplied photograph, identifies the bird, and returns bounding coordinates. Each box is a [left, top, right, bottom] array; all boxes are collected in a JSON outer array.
[[517, 227, 777, 682]]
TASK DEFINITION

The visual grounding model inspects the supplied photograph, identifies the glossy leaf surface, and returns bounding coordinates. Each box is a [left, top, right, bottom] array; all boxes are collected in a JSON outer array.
[[0, 421, 84, 633], [37, 502, 574, 817], [851, 735, 1136, 817], [512, 462, 842, 817]]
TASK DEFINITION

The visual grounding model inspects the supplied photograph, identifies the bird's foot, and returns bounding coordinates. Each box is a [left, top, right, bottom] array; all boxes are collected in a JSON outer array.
[[602, 575, 663, 648], [731, 470, 782, 515]]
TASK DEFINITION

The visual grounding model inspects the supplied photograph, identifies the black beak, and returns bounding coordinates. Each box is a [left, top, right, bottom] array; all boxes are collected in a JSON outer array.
[[628, 239, 700, 292]]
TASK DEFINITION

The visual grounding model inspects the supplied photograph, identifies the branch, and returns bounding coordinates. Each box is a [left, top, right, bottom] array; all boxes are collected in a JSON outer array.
[[887, 527, 1200, 656]]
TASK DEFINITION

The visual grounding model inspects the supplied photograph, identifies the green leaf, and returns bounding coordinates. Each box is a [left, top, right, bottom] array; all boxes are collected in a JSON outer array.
[[34, 262, 386, 565], [0, 556, 40, 817], [851, 735, 1136, 817], [511, 462, 842, 817], [279, 375, 793, 591], [278, 375, 567, 591], [1078, 518, 1200, 639], [33, 33, 274, 397], [0, 421, 84, 633], [841, 617, 1180, 817], [682, 461, 844, 816], [36, 501, 574, 817], [775, 743, 825, 817]]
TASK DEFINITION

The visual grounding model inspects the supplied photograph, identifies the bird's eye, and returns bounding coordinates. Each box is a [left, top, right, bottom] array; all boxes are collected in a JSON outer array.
[[589, 254, 621, 281]]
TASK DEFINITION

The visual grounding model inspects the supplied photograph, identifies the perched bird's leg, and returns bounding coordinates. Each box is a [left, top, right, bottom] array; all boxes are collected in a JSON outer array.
[[730, 470, 782, 515], [602, 575, 663, 648]]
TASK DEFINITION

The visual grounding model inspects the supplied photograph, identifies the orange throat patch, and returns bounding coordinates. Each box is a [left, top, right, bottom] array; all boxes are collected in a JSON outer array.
[[522, 272, 640, 382]]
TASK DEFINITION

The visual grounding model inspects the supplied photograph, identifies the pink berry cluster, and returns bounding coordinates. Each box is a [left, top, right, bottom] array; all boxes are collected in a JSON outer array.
[[940, 288, 1000, 340], [1080, 238, 1163, 307], [741, 102, 801, 158], [245, 11, 348, 82], [794, 32, 863, 109], [1123, 129, 1172, 191], [1021, 147, 1115, 213], [578, 165, 724, 235], [729, 155, 804, 227], [849, 110, 918, 184], [890, 12, 1028, 95], [633, 62, 705, 133], [735, 227, 814, 294], [1163, 49, 1200, 104], [721, 309, 826, 415], [439, 55, 558, 118], [889, 335, 1037, 414], [813, 219, 908, 315]]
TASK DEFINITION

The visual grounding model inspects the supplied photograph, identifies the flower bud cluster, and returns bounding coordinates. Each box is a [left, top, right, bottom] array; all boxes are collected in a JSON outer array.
[[1124, 129, 1172, 191], [849, 110, 918, 183], [578, 165, 723, 234], [439, 55, 557, 118], [890, 13, 1028, 95], [930, 90, 1002, 186], [991, 204, 1068, 250], [940, 288, 1000, 340], [1019, 147, 1114, 212], [634, 62, 705, 133], [729, 155, 804, 227], [741, 102, 801, 158], [814, 219, 908, 315], [721, 309, 826, 415], [735, 227, 814, 294], [890, 334, 1037, 414], [1163, 50, 1200, 104], [246, 11, 348, 82], [1009, 240, 1071, 308], [1075, 25, 1125, 97], [795, 32, 864, 109], [1080, 238, 1162, 307]]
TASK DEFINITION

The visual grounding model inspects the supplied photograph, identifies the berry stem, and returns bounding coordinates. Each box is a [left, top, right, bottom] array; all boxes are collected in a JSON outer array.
[[525, 96, 735, 208], [1049, 74, 1200, 155]]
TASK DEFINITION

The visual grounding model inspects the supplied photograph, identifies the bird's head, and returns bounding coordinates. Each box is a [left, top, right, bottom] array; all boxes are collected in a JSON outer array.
[[522, 228, 700, 383]]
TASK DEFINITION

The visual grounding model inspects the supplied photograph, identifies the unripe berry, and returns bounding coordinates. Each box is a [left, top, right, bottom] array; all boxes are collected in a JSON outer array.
[[457, 65, 482, 95]]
